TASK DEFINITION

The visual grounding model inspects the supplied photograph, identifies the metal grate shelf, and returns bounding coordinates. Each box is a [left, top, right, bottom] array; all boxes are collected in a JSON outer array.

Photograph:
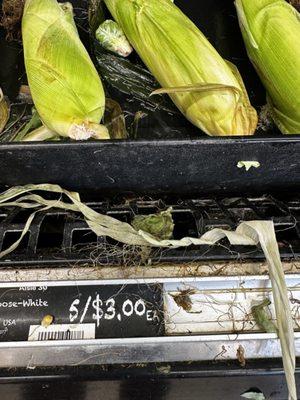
[[0, 195, 299, 266]]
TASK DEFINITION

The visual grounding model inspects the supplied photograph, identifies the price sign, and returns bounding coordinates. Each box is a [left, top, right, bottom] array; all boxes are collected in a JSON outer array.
[[0, 282, 164, 342]]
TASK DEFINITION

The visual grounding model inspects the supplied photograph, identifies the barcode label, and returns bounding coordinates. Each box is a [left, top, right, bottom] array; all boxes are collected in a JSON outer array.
[[0, 283, 163, 342], [28, 323, 95, 341]]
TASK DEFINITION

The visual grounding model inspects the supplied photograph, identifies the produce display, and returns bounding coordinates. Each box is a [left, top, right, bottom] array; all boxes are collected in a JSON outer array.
[[0, 0, 299, 141], [0, 2, 299, 399]]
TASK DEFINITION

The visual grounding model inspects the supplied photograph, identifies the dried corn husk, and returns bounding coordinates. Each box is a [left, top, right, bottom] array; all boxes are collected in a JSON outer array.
[[235, 0, 300, 134], [96, 19, 133, 57], [103, 0, 257, 136], [22, 0, 109, 140], [0, 88, 10, 134], [251, 298, 277, 333]]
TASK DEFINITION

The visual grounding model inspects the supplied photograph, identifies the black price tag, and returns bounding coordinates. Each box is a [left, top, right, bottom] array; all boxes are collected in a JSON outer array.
[[0, 282, 164, 342]]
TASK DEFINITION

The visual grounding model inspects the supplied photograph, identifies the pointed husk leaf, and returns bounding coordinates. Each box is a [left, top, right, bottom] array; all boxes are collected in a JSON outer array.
[[22, 0, 108, 139]]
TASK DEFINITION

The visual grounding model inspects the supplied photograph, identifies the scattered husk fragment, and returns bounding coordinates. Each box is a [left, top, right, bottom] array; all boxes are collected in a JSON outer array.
[[237, 345, 246, 367], [21, 126, 60, 142], [0, 103, 28, 142], [241, 390, 266, 400], [172, 289, 196, 312], [13, 107, 42, 141], [0, 183, 296, 400], [131, 111, 147, 139], [0, 88, 9, 134], [252, 298, 277, 333], [104, 98, 127, 139], [17, 85, 33, 104]]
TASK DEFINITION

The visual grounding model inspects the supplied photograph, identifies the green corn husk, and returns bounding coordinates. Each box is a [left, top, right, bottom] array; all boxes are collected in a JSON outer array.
[[103, 0, 258, 136], [96, 19, 133, 57], [235, 0, 300, 134], [132, 208, 174, 240], [22, 0, 109, 140]]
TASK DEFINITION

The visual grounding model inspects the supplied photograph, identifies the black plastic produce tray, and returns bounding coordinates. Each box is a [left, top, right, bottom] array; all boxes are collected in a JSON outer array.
[[0, 0, 299, 196], [0, 137, 299, 195]]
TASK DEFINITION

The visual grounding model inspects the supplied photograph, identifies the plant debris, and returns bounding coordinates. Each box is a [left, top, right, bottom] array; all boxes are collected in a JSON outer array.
[[172, 289, 197, 312], [13, 107, 42, 141], [237, 344, 246, 367], [241, 389, 266, 400], [237, 161, 260, 172], [0, 88, 9, 134], [1, 0, 25, 41], [252, 298, 277, 333], [104, 98, 127, 139], [258, 104, 274, 131], [132, 208, 174, 240]]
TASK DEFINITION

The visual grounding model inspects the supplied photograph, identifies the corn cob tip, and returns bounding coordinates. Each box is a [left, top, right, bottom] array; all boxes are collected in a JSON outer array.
[[68, 123, 110, 140]]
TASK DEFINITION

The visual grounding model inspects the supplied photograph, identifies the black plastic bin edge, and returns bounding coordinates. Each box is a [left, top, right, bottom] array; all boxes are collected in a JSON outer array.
[[1, 136, 299, 196]]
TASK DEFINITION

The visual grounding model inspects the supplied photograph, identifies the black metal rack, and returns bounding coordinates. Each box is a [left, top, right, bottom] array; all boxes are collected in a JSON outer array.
[[0, 194, 299, 266]]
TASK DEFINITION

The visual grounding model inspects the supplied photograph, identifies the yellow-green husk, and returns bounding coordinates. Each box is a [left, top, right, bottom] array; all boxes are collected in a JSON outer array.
[[235, 0, 300, 134], [104, 0, 257, 136], [0, 88, 9, 134], [22, 0, 108, 140]]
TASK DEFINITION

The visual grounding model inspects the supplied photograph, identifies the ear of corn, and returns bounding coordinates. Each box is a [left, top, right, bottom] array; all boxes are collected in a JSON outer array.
[[22, 0, 109, 140], [103, 0, 257, 136], [235, 0, 300, 134]]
